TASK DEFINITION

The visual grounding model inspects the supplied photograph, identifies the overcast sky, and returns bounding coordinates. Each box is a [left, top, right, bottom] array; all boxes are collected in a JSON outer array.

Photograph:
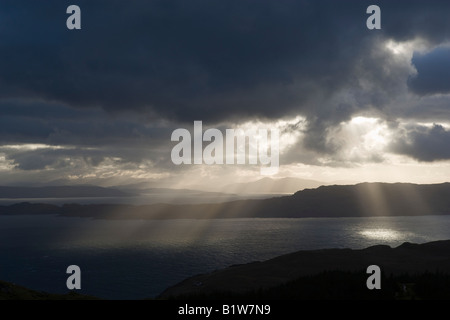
[[1, 0, 450, 189]]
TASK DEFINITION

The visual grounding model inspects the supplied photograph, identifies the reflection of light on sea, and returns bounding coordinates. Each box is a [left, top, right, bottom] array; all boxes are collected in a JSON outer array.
[[359, 229, 402, 241]]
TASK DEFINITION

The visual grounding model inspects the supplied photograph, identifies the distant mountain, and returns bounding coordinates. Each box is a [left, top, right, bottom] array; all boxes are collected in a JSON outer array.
[[0, 186, 132, 198], [220, 177, 325, 194], [2, 182, 450, 219], [109, 181, 161, 191], [112, 185, 231, 196]]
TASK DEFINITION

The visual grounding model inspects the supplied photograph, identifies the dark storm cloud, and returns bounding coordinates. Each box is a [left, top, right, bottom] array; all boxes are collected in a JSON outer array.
[[408, 46, 450, 95], [2, 0, 450, 171], [390, 124, 450, 161], [0, 100, 172, 146], [0, 99, 177, 171], [4, 0, 450, 123], [0, 0, 363, 122], [381, 0, 450, 45]]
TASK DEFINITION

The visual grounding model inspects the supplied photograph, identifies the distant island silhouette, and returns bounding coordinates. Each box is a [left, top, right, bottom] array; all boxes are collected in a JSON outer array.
[[0, 185, 131, 199], [1, 182, 450, 219]]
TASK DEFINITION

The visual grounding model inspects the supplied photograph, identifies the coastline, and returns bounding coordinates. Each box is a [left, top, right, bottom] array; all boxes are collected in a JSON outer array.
[[2, 239, 450, 300], [159, 240, 450, 299]]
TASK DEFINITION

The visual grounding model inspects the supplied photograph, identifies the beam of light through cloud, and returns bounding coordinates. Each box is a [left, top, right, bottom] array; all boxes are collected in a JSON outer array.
[[0, 1, 449, 188]]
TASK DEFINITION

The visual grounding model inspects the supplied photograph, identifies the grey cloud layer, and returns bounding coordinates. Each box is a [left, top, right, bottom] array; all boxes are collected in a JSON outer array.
[[390, 124, 450, 162], [1, 0, 449, 122], [0, 100, 176, 171], [1, 0, 450, 176]]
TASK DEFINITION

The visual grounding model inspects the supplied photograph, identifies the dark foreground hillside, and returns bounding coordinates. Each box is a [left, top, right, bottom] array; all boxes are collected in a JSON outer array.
[[0, 280, 98, 300], [164, 270, 450, 300], [159, 240, 450, 299]]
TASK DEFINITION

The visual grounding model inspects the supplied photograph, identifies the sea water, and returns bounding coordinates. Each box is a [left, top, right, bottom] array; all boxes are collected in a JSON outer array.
[[1, 214, 450, 299]]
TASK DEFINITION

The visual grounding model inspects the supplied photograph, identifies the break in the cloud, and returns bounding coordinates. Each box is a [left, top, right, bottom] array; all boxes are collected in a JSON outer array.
[[408, 46, 450, 95], [1, 0, 450, 186]]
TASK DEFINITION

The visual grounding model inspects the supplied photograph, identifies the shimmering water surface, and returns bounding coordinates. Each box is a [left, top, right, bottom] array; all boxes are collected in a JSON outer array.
[[1, 214, 450, 299]]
